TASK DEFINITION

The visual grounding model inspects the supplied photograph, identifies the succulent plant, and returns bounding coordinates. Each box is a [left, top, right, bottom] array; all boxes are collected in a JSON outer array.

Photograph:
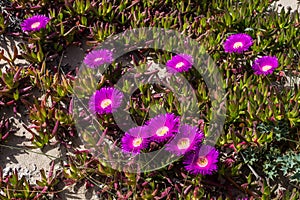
[[0, 0, 299, 199]]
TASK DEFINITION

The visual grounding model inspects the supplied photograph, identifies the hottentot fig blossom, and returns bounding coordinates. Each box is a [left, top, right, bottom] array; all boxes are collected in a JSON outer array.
[[252, 56, 279, 75], [166, 53, 193, 73], [145, 113, 180, 143], [183, 145, 219, 175], [21, 15, 50, 32], [223, 33, 253, 53], [88, 87, 123, 115], [165, 124, 204, 156], [84, 49, 113, 68], [121, 126, 149, 154]]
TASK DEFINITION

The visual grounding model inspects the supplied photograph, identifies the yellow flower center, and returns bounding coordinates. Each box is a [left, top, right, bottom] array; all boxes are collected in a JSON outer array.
[[94, 57, 103, 62], [175, 62, 185, 68], [100, 99, 112, 109], [197, 156, 209, 168], [262, 65, 272, 72], [156, 126, 169, 136], [177, 138, 190, 150], [233, 42, 243, 49], [31, 22, 41, 29], [132, 138, 143, 147]]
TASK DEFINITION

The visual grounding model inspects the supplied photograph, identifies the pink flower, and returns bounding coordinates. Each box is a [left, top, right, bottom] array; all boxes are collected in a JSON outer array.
[[223, 33, 253, 53], [145, 113, 180, 143], [21, 15, 50, 32], [166, 54, 193, 73], [252, 56, 278, 75], [121, 126, 149, 154], [89, 87, 123, 115], [183, 145, 219, 175], [165, 124, 204, 156], [84, 49, 113, 68]]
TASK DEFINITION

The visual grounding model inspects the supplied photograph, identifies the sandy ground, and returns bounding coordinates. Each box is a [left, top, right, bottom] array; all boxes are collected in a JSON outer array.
[[0, 1, 299, 199], [0, 36, 98, 199], [277, 0, 299, 11]]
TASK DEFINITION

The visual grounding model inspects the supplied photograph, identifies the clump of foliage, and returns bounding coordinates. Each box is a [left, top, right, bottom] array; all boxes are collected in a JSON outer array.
[[0, 161, 58, 199], [0, 117, 16, 142]]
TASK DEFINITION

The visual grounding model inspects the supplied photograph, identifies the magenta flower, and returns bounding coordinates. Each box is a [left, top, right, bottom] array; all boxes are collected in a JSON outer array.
[[89, 87, 123, 115], [21, 15, 50, 32], [165, 124, 204, 156], [145, 113, 180, 143], [166, 53, 193, 73], [252, 56, 278, 75], [121, 126, 149, 154], [84, 49, 113, 68], [223, 33, 253, 53], [183, 145, 219, 175]]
